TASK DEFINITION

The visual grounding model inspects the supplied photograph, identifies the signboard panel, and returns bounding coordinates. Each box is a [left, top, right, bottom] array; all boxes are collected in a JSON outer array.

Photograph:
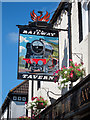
[[18, 27, 59, 81]]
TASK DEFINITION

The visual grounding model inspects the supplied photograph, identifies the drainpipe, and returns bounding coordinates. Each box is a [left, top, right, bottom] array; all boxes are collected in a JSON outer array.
[[68, 3, 72, 65], [67, 3, 73, 88]]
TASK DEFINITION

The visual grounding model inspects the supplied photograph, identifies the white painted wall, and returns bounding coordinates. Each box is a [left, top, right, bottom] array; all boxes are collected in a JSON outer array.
[[28, 80, 32, 117], [1, 108, 8, 120], [36, 81, 61, 105], [11, 101, 26, 118], [54, 10, 71, 90], [58, 10, 69, 69], [28, 80, 61, 116], [71, 1, 89, 76]]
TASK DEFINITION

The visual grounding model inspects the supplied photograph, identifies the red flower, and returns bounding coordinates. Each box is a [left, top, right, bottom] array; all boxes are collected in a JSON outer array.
[[70, 73, 73, 78], [37, 98, 40, 101], [75, 63, 78, 66], [39, 115, 41, 118], [25, 102, 27, 104], [56, 71, 58, 73], [69, 66, 73, 68], [53, 72, 55, 75], [54, 77, 58, 80], [32, 116, 35, 119], [56, 70, 60, 73], [54, 80, 56, 83], [81, 62, 84, 65], [69, 59, 72, 61], [35, 97, 38, 99], [41, 103, 43, 105], [77, 69, 80, 71], [31, 97, 35, 101], [61, 68, 63, 70]]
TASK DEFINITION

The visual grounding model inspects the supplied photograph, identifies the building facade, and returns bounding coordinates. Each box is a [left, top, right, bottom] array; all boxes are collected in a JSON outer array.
[[27, 0, 90, 118], [51, 0, 90, 85], [34, 1, 90, 119], [1, 80, 29, 120]]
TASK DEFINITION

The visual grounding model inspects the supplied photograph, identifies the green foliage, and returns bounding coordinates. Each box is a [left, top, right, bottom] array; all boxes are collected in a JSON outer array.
[[19, 56, 25, 68], [19, 56, 24, 63], [54, 60, 85, 87], [48, 42, 58, 58], [25, 96, 48, 119], [29, 96, 48, 109]]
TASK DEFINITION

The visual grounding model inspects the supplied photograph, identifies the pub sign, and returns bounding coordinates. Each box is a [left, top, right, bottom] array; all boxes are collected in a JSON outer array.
[[17, 25, 59, 81]]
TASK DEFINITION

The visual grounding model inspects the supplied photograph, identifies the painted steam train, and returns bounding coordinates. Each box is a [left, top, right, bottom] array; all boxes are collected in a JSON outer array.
[[23, 38, 58, 72]]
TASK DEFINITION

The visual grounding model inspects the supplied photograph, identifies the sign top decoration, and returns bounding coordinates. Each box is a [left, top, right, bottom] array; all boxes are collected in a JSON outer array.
[[30, 10, 50, 22]]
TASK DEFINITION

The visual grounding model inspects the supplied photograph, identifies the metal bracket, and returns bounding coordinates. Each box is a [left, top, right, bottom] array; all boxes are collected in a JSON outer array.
[[72, 53, 83, 62], [47, 91, 61, 97], [41, 87, 61, 96]]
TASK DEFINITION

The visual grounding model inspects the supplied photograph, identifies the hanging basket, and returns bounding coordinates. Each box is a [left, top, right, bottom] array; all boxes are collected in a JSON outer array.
[[69, 71, 80, 82], [69, 77, 79, 82], [37, 102, 45, 109], [69, 75, 80, 82]]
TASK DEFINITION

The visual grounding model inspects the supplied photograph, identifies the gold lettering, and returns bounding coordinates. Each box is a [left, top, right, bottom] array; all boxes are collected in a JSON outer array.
[[85, 88, 88, 100], [68, 101, 70, 112], [78, 93, 81, 106], [62, 104, 64, 113], [82, 91, 85, 101], [66, 102, 68, 112]]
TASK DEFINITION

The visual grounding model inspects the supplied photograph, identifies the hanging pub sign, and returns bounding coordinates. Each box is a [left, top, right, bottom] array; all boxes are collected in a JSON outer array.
[[17, 25, 59, 81]]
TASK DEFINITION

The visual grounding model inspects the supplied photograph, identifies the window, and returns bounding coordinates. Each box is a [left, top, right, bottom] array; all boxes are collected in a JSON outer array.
[[78, 2, 83, 43], [88, 2, 90, 32], [22, 97, 26, 101], [13, 96, 17, 101], [18, 96, 21, 101]]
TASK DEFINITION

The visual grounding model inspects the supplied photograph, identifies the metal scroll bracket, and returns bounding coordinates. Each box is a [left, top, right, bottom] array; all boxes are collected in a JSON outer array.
[[72, 53, 83, 63]]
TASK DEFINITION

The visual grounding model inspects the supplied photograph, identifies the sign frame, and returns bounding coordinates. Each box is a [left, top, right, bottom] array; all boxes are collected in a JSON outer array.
[[17, 22, 59, 82]]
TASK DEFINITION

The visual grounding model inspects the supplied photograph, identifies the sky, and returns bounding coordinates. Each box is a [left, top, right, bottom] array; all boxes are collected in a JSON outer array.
[[1, 2, 60, 107]]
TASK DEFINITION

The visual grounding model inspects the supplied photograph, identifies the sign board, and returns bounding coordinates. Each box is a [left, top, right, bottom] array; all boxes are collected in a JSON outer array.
[[17, 26, 59, 81]]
